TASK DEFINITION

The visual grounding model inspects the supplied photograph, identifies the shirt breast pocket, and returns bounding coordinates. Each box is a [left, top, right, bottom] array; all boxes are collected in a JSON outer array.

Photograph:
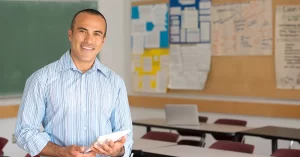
[[95, 89, 115, 122], [46, 85, 79, 117]]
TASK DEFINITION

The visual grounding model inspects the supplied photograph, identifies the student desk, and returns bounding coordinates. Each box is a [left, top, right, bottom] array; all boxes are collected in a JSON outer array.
[[142, 145, 270, 157], [133, 118, 252, 136], [236, 126, 300, 152], [133, 138, 177, 150], [132, 138, 177, 157]]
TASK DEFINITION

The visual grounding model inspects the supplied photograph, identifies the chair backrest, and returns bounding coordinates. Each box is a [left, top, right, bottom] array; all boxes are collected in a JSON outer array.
[[198, 116, 208, 123], [209, 141, 254, 154], [214, 119, 247, 126], [141, 131, 179, 143], [271, 149, 300, 157], [212, 118, 247, 142], [0, 137, 8, 156], [177, 116, 208, 136], [177, 139, 205, 147]]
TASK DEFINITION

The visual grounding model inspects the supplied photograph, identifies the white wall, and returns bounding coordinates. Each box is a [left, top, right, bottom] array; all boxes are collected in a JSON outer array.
[[1, 0, 300, 157], [99, 0, 132, 89]]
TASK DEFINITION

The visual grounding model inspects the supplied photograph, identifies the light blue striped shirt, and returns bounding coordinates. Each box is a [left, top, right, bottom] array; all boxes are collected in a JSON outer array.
[[15, 50, 133, 157]]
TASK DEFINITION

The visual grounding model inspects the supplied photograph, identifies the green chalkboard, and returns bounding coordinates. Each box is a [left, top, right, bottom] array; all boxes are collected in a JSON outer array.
[[0, 1, 97, 95]]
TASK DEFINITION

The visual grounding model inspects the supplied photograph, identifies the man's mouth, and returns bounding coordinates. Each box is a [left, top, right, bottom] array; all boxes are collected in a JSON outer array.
[[81, 46, 94, 50]]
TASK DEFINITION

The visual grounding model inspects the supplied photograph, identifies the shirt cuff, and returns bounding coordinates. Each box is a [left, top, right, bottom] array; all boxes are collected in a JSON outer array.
[[25, 132, 51, 156], [122, 138, 133, 157]]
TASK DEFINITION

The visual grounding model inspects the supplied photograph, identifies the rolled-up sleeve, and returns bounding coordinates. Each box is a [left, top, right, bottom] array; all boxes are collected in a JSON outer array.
[[15, 73, 50, 156], [111, 79, 133, 157]]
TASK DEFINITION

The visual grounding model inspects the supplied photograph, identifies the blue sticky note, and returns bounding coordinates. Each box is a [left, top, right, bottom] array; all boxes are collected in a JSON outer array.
[[131, 6, 139, 19], [146, 21, 154, 32], [160, 31, 169, 48]]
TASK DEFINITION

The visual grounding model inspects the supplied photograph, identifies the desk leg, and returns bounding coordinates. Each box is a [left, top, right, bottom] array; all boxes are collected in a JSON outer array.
[[272, 139, 278, 152], [233, 134, 241, 142], [146, 126, 151, 132]]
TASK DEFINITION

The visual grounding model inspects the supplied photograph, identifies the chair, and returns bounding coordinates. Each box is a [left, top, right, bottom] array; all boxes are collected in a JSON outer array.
[[209, 141, 254, 154], [141, 131, 179, 143], [212, 118, 247, 142], [0, 137, 8, 156], [177, 116, 208, 147], [271, 149, 300, 157]]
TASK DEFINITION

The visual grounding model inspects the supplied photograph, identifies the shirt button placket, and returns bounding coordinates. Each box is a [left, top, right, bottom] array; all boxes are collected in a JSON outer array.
[[81, 74, 87, 133]]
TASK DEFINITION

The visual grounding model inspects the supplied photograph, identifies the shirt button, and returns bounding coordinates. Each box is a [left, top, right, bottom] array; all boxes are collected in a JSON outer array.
[[84, 127, 87, 130]]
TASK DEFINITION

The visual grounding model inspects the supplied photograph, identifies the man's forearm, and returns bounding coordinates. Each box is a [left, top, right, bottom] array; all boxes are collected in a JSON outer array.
[[39, 141, 66, 157]]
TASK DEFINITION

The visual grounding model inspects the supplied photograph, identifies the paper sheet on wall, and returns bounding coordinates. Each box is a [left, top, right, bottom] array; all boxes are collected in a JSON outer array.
[[275, 5, 300, 89], [168, 44, 211, 90], [131, 3, 169, 93], [211, 0, 273, 56], [132, 35, 144, 54], [132, 49, 169, 93], [169, 0, 211, 44], [131, 3, 169, 49], [182, 9, 199, 28]]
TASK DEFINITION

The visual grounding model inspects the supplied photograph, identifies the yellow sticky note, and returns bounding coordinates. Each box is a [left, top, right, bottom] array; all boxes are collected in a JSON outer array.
[[151, 80, 156, 88]]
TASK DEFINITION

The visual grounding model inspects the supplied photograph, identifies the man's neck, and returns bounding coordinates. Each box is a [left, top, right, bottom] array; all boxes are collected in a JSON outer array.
[[74, 61, 94, 73], [69, 50, 95, 73]]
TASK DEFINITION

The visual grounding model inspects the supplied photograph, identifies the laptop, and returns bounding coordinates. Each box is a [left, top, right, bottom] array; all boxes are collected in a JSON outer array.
[[164, 104, 200, 126]]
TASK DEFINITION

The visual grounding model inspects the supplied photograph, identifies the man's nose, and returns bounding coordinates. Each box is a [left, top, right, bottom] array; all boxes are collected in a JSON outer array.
[[84, 33, 93, 44]]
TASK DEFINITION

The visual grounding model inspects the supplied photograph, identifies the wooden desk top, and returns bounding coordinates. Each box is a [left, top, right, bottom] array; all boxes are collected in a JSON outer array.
[[133, 118, 252, 135], [132, 138, 177, 150], [143, 145, 269, 157], [237, 126, 300, 141]]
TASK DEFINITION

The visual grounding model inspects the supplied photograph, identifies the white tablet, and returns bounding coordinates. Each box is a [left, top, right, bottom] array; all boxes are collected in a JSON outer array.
[[84, 129, 131, 153]]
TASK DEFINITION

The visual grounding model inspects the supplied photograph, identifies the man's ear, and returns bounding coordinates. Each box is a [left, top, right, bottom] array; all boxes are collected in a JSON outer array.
[[101, 37, 106, 44], [68, 29, 73, 42]]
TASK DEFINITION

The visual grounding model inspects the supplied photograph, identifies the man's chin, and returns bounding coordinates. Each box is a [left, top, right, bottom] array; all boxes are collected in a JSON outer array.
[[82, 58, 96, 63]]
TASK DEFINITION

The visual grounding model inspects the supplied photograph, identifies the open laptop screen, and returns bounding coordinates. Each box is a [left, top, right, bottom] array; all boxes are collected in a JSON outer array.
[[164, 104, 200, 126]]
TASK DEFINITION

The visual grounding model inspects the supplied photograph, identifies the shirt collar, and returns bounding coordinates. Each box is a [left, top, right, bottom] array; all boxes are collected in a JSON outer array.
[[57, 50, 109, 77]]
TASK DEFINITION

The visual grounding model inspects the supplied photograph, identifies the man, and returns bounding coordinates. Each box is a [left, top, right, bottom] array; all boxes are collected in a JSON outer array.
[[15, 9, 133, 157]]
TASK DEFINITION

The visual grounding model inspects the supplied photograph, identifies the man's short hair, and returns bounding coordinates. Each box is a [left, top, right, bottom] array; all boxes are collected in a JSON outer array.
[[70, 9, 107, 37]]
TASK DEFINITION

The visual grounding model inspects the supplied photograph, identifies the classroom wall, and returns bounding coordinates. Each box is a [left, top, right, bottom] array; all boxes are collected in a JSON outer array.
[[99, 0, 300, 156], [1, 0, 300, 156]]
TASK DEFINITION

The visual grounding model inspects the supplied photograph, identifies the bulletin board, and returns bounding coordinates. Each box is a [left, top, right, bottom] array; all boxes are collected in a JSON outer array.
[[167, 0, 300, 100], [131, 0, 300, 100]]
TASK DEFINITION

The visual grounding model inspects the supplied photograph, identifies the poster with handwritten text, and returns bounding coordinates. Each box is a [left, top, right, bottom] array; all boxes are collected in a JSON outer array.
[[275, 5, 300, 89], [211, 0, 272, 56]]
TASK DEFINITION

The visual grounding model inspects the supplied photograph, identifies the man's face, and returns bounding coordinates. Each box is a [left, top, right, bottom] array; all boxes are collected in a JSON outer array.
[[68, 12, 106, 64]]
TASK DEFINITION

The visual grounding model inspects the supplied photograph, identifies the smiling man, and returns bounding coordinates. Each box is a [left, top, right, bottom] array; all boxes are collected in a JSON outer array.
[[15, 9, 133, 157]]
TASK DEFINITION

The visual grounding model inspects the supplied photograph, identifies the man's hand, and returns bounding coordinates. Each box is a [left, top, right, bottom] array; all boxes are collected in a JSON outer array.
[[60, 145, 97, 157], [39, 142, 96, 157], [91, 136, 126, 157]]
